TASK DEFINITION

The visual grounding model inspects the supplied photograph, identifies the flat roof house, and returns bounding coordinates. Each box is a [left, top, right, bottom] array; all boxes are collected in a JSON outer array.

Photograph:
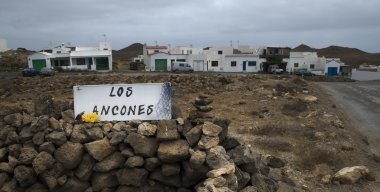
[[28, 42, 112, 71]]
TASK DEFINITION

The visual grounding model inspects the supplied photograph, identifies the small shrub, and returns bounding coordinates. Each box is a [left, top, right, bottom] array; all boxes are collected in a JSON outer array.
[[281, 100, 308, 116], [295, 145, 344, 169]]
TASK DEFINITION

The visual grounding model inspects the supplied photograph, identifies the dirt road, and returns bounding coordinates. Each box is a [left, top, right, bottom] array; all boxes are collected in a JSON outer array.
[[318, 81, 380, 146]]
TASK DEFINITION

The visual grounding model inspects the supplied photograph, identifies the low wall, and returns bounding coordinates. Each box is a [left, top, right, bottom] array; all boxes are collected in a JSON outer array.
[[351, 69, 380, 81]]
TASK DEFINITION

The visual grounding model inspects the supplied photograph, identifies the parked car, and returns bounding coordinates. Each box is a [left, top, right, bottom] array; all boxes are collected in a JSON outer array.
[[269, 65, 284, 74], [295, 69, 315, 76], [40, 67, 55, 76], [172, 62, 193, 72], [22, 68, 40, 77]]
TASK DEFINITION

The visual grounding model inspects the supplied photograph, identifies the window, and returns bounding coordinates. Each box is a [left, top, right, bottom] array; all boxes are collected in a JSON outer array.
[[248, 61, 256, 66], [176, 59, 186, 62], [294, 63, 299, 67], [231, 61, 237, 67], [179, 64, 184, 67], [211, 61, 218, 67], [154, 50, 159, 53], [76, 58, 86, 65], [310, 64, 315, 69], [218, 51, 223, 55]]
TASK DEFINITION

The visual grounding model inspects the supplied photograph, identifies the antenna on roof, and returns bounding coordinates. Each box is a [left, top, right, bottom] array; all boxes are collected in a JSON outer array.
[[230, 40, 232, 48]]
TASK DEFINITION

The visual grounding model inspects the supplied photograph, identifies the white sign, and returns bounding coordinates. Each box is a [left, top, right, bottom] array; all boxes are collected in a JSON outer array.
[[73, 83, 172, 121]]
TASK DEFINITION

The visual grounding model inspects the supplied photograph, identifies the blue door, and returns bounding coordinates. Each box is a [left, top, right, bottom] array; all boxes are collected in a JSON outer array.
[[243, 61, 247, 71], [327, 67, 338, 76]]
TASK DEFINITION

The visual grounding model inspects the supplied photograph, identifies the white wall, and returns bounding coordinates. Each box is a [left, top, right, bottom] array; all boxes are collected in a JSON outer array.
[[27, 53, 51, 68], [287, 52, 324, 72], [224, 56, 261, 72], [351, 69, 380, 81]]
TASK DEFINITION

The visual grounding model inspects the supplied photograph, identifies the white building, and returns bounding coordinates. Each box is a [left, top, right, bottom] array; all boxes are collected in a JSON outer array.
[[287, 52, 326, 75], [325, 58, 344, 76], [224, 54, 263, 72], [28, 42, 112, 71], [0, 38, 8, 52]]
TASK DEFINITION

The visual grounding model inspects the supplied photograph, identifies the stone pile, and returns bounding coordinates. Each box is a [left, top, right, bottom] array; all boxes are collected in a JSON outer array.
[[0, 96, 279, 192]]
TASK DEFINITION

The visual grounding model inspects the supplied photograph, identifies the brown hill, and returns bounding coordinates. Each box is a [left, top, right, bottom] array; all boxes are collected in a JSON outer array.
[[292, 44, 380, 68], [113, 43, 143, 62]]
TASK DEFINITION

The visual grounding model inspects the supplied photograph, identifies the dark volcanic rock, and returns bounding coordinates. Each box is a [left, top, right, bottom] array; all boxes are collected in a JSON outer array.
[[150, 169, 181, 187], [91, 172, 119, 191], [4, 113, 23, 128], [75, 154, 96, 181], [157, 140, 190, 163], [84, 138, 114, 161], [117, 168, 148, 187], [45, 131, 67, 146], [14, 165, 37, 187], [125, 132, 158, 157], [94, 152, 125, 172], [19, 147, 38, 165], [32, 152, 55, 174], [54, 142, 83, 169], [184, 126, 202, 146], [156, 120, 180, 141]]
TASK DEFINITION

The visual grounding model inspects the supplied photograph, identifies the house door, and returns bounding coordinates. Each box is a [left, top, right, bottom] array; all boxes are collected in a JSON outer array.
[[193, 60, 204, 71], [32, 59, 47, 70], [327, 67, 338, 76], [243, 61, 247, 71], [155, 59, 167, 71]]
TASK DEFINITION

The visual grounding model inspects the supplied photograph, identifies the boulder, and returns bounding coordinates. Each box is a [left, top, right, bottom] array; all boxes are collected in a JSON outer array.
[[144, 157, 161, 171], [121, 147, 135, 158], [240, 186, 258, 192], [264, 155, 286, 168], [221, 137, 240, 150], [84, 127, 103, 141], [5, 131, 19, 145], [206, 146, 230, 169], [0, 147, 8, 161], [0, 162, 13, 173], [61, 109, 74, 124], [74, 154, 96, 181], [202, 121, 223, 136], [32, 152, 55, 174], [30, 115, 49, 132], [203, 176, 226, 188], [18, 147, 38, 164], [137, 122, 157, 136], [94, 152, 125, 172], [125, 132, 158, 157], [198, 135, 219, 150], [4, 113, 23, 127], [251, 173, 278, 192], [45, 131, 67, 146], [19, 126, 34, 142], [14, 165, 37, 187], [156, 120, 180, 141], [157, 140, 190, 163], [32, 132, 45, 145], [189, 149, 206, 168], [91, 172, 119, 191], [161, 163, 181, 176], [206, 163, 235, 178], [150, 169, 181, 187], [8, 144, 22, 158], [184, 126, 202, 146], [109, 131, 127, 145], [182, 162, 209, 188], [70, 124, 90, 143], [125, 156, 145, 168], [84, 138, 114, 161], [235, 167, 251, 190], [48, 117, 60, 130], [59, 177, 89, 192], [117, 168, 148, 187], [54, 142, 83, 169], [0, 173, 10, 189], [38, 142, 56, 154], [333, 166, 369, 184]]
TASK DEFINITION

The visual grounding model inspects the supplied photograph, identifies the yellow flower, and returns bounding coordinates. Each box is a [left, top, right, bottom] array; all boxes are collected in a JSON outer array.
[[81, 112, 100, 123]]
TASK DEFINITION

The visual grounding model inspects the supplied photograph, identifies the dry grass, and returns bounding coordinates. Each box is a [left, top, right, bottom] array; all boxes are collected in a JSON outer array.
[[254, 137, 293, 152], [295, 144, 345, 169], [281, 100, 308, 116]]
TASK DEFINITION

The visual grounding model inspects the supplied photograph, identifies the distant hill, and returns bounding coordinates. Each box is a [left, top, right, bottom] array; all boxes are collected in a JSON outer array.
[[292, 44, 380, 68], [113, 43, 143, 62]]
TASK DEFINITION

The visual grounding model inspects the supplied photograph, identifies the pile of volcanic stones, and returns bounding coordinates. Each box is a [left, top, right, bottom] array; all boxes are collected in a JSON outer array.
[[0, 96, 281, 192]]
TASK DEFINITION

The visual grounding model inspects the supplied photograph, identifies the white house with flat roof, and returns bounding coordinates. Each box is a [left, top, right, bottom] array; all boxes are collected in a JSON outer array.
[[28, 42, 112, 71]]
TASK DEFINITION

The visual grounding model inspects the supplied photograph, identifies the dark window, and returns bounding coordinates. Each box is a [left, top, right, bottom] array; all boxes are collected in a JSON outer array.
[[76, 58, 86, 65], [154, 50, 159, 53], [310, 64, 315, 69], [211, 61, 218, 67], [218, 51, 223, 55], [294, 63, 299, 67], [179, 64, 184, 67], [176, 59, 186, 62], [248, 61, 256, 66], [231, 61, 237, 67]]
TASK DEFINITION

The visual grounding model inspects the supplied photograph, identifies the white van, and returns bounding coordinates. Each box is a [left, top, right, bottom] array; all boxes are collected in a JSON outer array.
[[172, 62, 193, 72]]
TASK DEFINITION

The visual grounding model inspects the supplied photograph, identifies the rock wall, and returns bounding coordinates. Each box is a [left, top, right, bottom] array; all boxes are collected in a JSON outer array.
[[0, 96, 279, 192]]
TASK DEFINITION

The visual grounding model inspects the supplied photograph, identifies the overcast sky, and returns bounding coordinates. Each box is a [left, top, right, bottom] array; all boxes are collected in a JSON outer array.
[[1, 0, 380, 52]]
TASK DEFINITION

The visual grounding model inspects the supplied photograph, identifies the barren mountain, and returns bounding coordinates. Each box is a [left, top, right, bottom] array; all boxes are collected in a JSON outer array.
[[112, 43, 143, 62]]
